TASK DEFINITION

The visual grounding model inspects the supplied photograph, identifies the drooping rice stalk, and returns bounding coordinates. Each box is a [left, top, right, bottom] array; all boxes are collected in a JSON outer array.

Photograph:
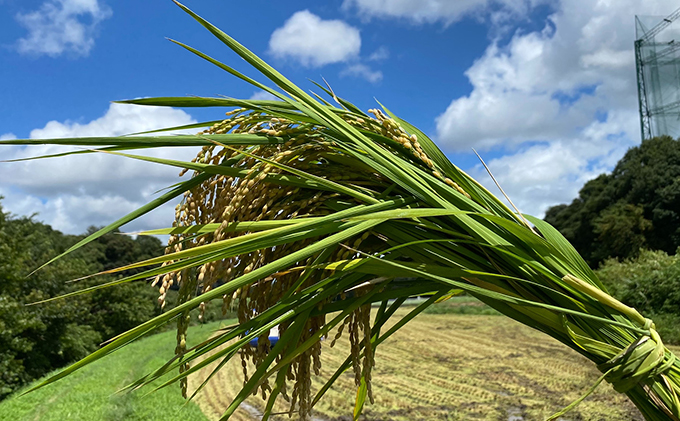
[[3, 2, 679, 420]]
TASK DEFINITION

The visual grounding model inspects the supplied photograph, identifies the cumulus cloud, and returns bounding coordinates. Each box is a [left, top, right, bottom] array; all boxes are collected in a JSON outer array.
[[470, 109, 640, 217], [1, 192, 154, 236], [269, 10, 361, 67], [15, 0, 112, 57], [436, 0, 679, 150], [0, 104, 197, 234], [249, 90, 279, 101], [28, 103, 193, 139], [340, 63, 383, 83], [432, 0, 680, 216], [0, 133, 17, 141], [343, 0, 542, 25]]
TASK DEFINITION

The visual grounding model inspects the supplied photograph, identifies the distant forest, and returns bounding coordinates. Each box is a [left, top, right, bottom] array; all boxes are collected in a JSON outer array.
[[545, 135, 680, 266], [0, 209, 166, 399]]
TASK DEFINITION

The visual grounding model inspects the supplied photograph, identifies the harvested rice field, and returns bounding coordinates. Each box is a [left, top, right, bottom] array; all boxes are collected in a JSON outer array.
[[189, 306, 662, 421]]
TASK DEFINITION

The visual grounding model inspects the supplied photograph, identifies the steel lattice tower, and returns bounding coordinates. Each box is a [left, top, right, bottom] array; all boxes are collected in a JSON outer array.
[[635, 9, 680, 141]]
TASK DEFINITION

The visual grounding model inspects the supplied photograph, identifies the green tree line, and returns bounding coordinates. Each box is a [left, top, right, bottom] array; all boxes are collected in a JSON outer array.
[[545, 135, 680, 266], [546, 135, 680, 344], [0, 201, 163, 399]]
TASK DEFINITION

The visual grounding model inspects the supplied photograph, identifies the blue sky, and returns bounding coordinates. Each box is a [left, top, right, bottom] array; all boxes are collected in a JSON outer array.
[[0, 0, 496, 143], [0, 0, 677, 234]]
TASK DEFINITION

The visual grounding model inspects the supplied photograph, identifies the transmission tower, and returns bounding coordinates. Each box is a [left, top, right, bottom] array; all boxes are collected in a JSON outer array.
[[635, 8, 680, 141]]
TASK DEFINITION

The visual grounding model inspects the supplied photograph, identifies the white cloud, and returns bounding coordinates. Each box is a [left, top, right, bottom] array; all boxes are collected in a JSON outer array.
[[432, 0, 680, 217], [0, 191, 153, 235], [470, 109, 640, 217], [0, 133, 17, 141], [0, 103, 198, 234], [340, 63, 383, 83], [15, 0, 112, 57], [269, 10, 361, 67], [368, 46, 389, 61], [343, 0, 542, 25], [249, 90, 279, 101], [436, 0, 679, 149], [28, 103, 193, 139]]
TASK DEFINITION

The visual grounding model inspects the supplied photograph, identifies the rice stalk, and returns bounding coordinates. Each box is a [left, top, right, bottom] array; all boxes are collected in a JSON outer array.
[[3, 2, 680, 421]]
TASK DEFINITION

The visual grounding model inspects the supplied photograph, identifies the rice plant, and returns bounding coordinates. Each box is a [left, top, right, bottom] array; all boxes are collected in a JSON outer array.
[[3, 2, 679, 420]]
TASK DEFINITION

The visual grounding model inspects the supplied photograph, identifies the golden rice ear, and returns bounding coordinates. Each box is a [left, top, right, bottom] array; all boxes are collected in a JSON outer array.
[[167, 110, 400, 415]]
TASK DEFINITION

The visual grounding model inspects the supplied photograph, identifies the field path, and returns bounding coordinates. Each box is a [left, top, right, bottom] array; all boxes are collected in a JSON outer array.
[[188, 310, 644, 421]]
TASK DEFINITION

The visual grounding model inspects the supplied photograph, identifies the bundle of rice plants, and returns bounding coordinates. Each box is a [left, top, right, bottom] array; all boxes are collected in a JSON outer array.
[[3, 2, 679, 420]]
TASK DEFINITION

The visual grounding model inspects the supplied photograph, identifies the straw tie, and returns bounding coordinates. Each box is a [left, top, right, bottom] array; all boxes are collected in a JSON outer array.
[[548, 318, 677, 421], [560, 275, 676, 391], [597, 319, 676, 393]]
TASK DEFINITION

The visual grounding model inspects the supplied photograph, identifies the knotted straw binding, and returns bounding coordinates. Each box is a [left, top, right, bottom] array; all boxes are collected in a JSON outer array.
[[548, 276, 680, 421], [548, 317, 678, 421], [597, 319, 676, 394]]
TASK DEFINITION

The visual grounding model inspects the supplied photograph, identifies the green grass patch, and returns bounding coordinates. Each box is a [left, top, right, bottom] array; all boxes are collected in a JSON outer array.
[[0, 319, 234, 421]]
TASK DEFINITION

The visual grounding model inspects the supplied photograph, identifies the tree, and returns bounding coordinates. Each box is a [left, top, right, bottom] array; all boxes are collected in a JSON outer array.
[[0, 202, 164, 399], [545, 135, 680, 266], [592, 202, 652, 262], [0, 203, 99, 398]]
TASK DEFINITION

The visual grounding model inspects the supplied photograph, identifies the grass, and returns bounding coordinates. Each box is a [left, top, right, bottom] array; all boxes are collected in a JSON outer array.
[[0, 319, 234, 421]]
